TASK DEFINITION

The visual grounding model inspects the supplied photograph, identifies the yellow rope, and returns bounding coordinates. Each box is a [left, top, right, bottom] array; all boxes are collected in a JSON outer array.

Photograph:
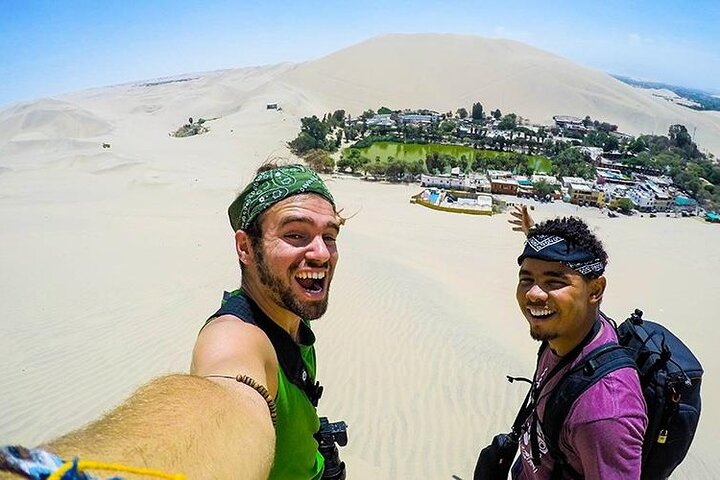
[[47, 459, 186, 480]]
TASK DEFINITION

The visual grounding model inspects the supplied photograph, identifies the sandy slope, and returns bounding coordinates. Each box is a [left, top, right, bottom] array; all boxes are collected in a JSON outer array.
[[0, 34, 718, 479], [281, 33, 720, 156]]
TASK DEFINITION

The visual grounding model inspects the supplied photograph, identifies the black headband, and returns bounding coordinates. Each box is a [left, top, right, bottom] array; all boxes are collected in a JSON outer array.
[[517, 234, 605, 277]]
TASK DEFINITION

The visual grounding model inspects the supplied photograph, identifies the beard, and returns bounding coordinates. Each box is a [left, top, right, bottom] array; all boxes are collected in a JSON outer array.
[[253, 242, 330, 320], [530, 325, 558, 342]]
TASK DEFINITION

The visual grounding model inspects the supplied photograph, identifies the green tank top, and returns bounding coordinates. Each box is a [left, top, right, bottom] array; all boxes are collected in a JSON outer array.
[[270, 335, 325, 480], [208, 290, 324, 479]]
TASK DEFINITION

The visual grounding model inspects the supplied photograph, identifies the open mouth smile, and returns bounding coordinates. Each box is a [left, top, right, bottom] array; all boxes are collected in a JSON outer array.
[[527, 306, 556, 320], [294, 270, 326, 294]]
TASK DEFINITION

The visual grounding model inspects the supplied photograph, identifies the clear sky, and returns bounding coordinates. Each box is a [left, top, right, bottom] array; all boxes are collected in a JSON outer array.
[[2, 0, 719, 107]]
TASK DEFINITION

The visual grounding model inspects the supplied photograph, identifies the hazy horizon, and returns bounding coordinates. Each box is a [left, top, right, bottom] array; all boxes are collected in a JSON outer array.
[[2, 1, 719, 108]]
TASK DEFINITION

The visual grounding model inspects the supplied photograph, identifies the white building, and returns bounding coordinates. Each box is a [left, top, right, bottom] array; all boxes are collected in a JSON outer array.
[[420, 173, 465, 189], [487, 169, 514, 180], [561, 176, 593, 188], [627, 188, 656, 210], [626, 181, 673, 211], [532, 174, 560, 185], [580, 146, 604, 162], [399, 113, 438, 125], [366, 114, 396, 127]]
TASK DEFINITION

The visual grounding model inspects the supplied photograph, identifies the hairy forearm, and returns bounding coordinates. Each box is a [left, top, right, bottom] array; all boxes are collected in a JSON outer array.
[[11, 375, 274, 480]]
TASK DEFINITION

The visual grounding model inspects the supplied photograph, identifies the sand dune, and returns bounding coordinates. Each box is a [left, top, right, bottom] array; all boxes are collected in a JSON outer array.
[[281, 33, 720, 155], [0, 98, 113, 141], [0, 34, 718, 479]]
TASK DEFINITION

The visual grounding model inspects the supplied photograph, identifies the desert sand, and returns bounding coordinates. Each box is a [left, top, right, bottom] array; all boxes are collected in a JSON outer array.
[[0, 34, 718, 479]]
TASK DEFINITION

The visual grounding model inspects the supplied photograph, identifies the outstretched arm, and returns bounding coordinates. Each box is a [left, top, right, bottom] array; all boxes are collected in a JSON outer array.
[[507, 204, 534, 235], [42, 374, 274, 480], [1, 317, 278, 480]]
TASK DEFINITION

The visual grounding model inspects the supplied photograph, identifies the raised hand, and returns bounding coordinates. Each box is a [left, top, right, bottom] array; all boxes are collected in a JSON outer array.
[[508, 204, 534, 236]]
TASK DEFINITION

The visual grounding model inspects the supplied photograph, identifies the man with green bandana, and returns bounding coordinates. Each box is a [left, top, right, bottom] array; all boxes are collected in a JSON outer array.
[[0, 162, 343, 480], [192, 162, 343, 479]]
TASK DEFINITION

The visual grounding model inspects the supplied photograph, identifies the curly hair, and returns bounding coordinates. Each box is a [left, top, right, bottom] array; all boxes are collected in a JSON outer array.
[[528, 217, 608, 277]]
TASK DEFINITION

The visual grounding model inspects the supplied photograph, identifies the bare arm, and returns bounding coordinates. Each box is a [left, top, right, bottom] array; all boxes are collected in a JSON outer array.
[[41, 374, 274, 480], [1, 317, 278, 480]]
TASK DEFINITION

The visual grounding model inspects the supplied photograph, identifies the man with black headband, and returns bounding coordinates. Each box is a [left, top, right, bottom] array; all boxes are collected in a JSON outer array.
[[0, 163, 341, 480], [508, 216, 646, 479]]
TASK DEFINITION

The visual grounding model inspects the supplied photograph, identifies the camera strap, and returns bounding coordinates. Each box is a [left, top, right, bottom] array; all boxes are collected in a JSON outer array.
[[518, 319, 601, 466], [206, 290, 324, 406]]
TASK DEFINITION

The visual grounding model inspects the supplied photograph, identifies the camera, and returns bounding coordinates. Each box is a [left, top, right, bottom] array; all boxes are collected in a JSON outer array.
[[316, 417, 348, 480], [474, 432, 519, 480]]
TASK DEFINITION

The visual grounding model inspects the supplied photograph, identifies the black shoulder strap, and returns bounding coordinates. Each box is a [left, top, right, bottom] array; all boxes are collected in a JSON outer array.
[[206, 290, 324, 406], [514, 320, 602, 469], [543, 343, 636, 478]]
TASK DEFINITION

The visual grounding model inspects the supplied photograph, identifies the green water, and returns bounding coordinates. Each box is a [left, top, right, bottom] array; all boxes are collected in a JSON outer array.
[[346, 142, 552, 170], [527, 157, 554, 173], [348, 142, 477, 162]]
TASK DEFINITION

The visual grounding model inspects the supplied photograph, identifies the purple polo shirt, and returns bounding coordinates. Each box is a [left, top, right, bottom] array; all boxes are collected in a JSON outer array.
[[512, 316, 647, 480]]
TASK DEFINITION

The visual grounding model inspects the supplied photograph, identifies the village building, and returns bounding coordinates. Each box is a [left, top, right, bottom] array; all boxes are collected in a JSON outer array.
[[560, 176, 593, 188], [674, 196, 699, 214], [471, 175, 492, 193], [598, 156, 663, 176], [531, 174, 560, 186], [601, 184, 629, 208], [580, 146, 604, 163], [366, 114, 396, 128], [515, 175, 534, 196], [486, 169, 514, 180], [553, 115, 587, 132], [627, 187, 658, 211], [399, 113, 439, 125], [596, 167, 634, 185], [610, 131, 634, 142], [647, 175, 674, 188], [420, 173, 465, 190], [568, 182, 603, 206], [490, 177, 519, 195], [645, 182, 672, 211]]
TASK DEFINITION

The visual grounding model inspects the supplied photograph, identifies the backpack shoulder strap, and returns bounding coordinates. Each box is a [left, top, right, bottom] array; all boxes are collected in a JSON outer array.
[[543, 344, 636, 477], [206, 290, 324, 406]]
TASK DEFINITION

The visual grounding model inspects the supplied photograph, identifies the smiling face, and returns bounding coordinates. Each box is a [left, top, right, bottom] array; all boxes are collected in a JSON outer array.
[[516, 257, 605, 356], [244, 193, 340, 320]]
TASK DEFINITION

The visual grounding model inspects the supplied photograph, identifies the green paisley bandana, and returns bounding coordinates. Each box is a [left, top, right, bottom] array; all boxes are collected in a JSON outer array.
[[228, 164, 335, 231]]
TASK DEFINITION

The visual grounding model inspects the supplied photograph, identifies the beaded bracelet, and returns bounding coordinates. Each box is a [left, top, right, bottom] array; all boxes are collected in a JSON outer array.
[[205, 374, 278, 426]]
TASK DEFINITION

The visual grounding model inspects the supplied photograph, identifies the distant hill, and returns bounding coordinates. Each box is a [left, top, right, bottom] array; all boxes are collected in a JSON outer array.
[[278, 34, 720, 156], [612, 75, 720, 111], [3, 33, 720, 157]]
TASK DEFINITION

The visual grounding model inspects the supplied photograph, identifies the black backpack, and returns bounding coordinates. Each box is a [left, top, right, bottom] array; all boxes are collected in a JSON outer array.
[[542, 309, 703, 480]]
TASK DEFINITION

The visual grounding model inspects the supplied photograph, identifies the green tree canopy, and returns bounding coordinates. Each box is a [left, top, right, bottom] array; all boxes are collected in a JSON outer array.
[[304, 149, 335, 174], [552, 147, 596, 179], [289, 115, 332, 154], [425, 152, 448, 174], [533, 179, 556, 197], [471, 102, 484, 120], [616, 197, 635, 214], [439, 120, 456, 135], [498, 113, 518, 131]]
